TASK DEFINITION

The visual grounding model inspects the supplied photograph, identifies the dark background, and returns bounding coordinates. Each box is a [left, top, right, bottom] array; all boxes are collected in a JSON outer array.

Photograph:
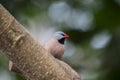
[[0, 0, 120, 80]]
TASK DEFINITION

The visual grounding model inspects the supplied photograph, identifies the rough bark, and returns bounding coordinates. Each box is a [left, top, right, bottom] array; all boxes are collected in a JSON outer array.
[[0, 4, 80, 80], [9, 60, 22, 74]]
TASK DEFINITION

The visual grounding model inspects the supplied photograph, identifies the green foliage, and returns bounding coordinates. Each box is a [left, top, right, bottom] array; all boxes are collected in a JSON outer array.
[[0, 0, 120, 80]]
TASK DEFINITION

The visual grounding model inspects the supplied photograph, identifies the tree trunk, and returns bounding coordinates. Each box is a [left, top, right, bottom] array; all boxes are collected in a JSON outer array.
[[0, 4, 80, 80]]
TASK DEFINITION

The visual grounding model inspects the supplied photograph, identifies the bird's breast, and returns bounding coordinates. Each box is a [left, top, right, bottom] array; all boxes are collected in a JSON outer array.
[[44, 38, 64, 59]]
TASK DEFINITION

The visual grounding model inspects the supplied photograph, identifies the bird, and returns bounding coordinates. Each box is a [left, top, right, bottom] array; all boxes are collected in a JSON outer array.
[[44, 31, 69, 59]]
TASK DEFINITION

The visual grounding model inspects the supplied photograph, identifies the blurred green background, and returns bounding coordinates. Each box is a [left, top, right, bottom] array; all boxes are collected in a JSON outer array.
[[0, 0, 120, 80]]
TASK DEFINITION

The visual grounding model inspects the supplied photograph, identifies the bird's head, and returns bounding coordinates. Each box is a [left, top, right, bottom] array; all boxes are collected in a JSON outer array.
[[53, 31, 69, 44]]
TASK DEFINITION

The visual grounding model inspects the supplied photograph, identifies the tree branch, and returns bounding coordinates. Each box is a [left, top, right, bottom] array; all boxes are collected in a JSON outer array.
[[0, 4, 80, 80]]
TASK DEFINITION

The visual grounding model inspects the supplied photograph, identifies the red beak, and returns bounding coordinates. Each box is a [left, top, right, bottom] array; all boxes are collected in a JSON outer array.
[[64, 34, 69, 38]]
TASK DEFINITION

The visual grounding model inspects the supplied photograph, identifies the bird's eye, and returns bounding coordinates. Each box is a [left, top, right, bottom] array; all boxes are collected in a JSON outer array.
[[58, 33, 64, 36], [61, 34, 64, 36]]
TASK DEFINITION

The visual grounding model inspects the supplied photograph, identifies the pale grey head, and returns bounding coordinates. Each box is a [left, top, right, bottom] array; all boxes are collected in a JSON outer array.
[[53, 31, 69, 44]]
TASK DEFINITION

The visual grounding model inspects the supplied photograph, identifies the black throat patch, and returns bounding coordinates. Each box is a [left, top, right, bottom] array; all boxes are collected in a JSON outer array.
[[58, 38, 65, 44]]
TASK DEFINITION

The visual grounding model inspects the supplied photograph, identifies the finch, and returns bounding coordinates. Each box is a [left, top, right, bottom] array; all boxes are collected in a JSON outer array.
[[44, 31, 69, 59]]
